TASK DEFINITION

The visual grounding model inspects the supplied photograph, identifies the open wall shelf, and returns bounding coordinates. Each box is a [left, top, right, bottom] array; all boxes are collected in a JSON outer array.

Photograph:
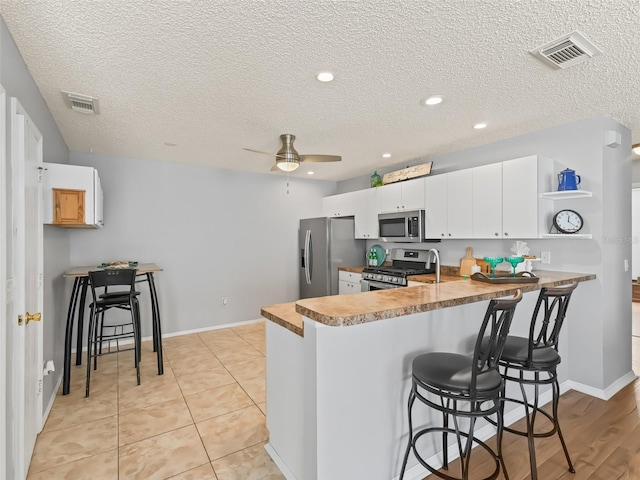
[[540, 233, 592, 239], [540, 190, 592, 200]]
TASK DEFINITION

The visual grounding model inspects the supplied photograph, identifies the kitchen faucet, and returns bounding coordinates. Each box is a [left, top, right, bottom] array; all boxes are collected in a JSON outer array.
[[427, 249, 440, 284]]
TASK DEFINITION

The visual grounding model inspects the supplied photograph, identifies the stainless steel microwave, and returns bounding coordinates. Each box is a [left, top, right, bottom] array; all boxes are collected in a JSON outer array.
[[378, 210, 425, 243]]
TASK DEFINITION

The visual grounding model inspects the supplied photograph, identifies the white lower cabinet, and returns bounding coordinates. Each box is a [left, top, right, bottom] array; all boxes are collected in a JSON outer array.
[[339, 271, 363, 294]]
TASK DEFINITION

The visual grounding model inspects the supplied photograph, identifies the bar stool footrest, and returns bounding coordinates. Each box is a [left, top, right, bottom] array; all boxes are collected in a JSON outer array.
[[410, 427, 501, 480]]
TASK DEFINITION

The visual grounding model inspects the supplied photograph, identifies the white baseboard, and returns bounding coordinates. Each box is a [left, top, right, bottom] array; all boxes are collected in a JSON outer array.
[[566, 370, 637, 400], [42, 373, 63, 429], [264, 442, 296, 480], [71, 317, 265, 354]]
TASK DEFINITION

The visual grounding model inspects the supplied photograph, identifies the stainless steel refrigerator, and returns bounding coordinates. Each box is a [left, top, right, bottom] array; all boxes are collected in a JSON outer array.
[[299, 217, 366, 299]]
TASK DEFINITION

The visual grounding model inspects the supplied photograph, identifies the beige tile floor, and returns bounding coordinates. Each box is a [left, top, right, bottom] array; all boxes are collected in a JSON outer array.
[[28, 321, 285, 480]]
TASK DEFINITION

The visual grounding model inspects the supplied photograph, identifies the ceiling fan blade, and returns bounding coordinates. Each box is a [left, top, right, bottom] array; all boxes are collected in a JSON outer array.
[[244, 148, 290, 160], [270, 164, 280, 172], [243, 148, 277, 157], [300, 154, 342, 163]]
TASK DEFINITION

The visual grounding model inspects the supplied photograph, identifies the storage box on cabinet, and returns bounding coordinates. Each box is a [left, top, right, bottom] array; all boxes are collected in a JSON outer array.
[[44, 163, 104, 228]]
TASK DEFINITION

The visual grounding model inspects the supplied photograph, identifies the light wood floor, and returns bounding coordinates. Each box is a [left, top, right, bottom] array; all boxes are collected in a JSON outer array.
[[427, 304, 640, 480]]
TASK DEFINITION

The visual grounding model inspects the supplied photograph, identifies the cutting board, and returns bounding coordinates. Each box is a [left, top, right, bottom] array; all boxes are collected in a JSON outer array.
[[459, 247, 476, 276]]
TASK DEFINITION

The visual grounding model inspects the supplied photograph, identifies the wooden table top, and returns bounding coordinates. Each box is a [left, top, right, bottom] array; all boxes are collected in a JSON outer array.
[[65, 263, 163, 277]]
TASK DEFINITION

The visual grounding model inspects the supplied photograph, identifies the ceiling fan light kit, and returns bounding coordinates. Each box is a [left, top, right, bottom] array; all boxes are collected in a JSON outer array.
[[632, 143, 640, 156]]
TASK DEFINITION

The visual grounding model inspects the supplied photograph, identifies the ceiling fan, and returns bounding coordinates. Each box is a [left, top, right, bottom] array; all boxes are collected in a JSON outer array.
[[244, 133, 342, 172]]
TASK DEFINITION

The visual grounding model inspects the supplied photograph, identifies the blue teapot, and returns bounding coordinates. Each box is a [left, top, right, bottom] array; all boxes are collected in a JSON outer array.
[[558, 168, 581, 191]]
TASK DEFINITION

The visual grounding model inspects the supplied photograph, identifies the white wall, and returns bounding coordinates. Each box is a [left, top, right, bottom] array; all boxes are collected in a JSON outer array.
[[340, 117, 633, 392], [68, 152, 336, 337]]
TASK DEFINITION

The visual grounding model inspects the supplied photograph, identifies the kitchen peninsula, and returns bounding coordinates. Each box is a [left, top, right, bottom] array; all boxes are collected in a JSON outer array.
[[261, 270, 595, 480]]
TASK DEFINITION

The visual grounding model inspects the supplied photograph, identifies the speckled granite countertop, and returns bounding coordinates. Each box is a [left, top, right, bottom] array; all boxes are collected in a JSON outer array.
[[261, 270, 595, 336]]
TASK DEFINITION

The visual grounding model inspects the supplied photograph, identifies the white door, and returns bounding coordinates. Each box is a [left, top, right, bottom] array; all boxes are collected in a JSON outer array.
[[0, 85, 8, 480], [7, 97, 44, 479]]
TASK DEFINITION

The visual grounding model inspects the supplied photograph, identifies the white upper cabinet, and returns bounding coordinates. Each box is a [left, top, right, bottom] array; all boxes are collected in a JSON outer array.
[[424, 174, 448, 239], [43, 163, 104, 228], [322, 191, 357, 218], [472, 163, 503, 238], [503, 155, 544, 238], [322, 189, 378, 238], [446, 170, 473, 238], [351, 189, 379, 239], [322, 155, 554, 241], [376, 178, 425, 213]]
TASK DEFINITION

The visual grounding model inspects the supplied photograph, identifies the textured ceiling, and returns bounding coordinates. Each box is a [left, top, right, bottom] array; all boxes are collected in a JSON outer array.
[[1, 0, 639, 181]]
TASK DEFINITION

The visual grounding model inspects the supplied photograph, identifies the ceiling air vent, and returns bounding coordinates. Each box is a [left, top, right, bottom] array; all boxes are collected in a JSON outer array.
[[61, 91, 100, 115], [530, 31, 602, 69]]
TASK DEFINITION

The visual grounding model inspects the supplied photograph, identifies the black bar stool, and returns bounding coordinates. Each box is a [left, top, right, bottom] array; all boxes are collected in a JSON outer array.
[[496, 282, 578, 480], [399, 290, 523, 480], [86, 268, 142, 397]]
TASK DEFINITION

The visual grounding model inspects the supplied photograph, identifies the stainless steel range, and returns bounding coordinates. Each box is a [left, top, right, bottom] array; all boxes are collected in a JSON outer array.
[[361, 248, 438, 291]]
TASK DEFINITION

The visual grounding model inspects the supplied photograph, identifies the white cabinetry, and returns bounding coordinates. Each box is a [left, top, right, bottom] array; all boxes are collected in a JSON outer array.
[[338, 271, 362, 294], [424, 174, 448, 238], [472, 163, 502, 238], [424, 171, 472, 239], [446, 170, 473, 238], [376, 178, 425, 213], [43, 163, 104, 228], [503, 155, 548, 238], [471, 156, 552, 239], [351, 189, 379, 239], [322, 192, 357, 218], [323, 190, 378, 239]]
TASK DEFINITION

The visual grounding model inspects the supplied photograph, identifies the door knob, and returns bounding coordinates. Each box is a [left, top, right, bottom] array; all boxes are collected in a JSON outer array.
[[25, 312, 42, 324]]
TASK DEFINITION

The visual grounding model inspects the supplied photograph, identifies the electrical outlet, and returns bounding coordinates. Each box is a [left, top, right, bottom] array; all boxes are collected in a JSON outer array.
[[541, 251, 551, 264]]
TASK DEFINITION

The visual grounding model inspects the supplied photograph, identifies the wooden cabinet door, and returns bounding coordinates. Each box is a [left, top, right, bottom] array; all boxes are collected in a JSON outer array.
[[53, 189, 85, 224]]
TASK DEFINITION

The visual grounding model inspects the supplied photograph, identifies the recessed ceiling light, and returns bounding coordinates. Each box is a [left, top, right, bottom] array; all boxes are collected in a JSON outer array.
[[422, 96, 443, 106], [633, 143, 640, 155], [307, 171, 314, 175], [317, 72, 334, 82], [473, 123, 487, 130], [382, 153, 391, 158]]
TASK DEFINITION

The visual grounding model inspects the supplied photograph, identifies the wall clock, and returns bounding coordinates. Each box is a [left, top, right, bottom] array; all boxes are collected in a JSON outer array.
[[552, 209, 584, 234]]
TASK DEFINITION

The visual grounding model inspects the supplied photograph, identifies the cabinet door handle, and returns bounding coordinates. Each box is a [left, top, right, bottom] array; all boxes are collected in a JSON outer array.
[[504, 232, 509, 236]]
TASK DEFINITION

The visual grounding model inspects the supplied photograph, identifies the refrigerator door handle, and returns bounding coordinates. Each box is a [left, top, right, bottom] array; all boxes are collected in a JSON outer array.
[[304, 229, 312, 285]]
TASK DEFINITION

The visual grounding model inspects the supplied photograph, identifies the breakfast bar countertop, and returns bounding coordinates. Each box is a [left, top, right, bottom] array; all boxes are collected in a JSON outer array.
[[261, 270, 596, 335]]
